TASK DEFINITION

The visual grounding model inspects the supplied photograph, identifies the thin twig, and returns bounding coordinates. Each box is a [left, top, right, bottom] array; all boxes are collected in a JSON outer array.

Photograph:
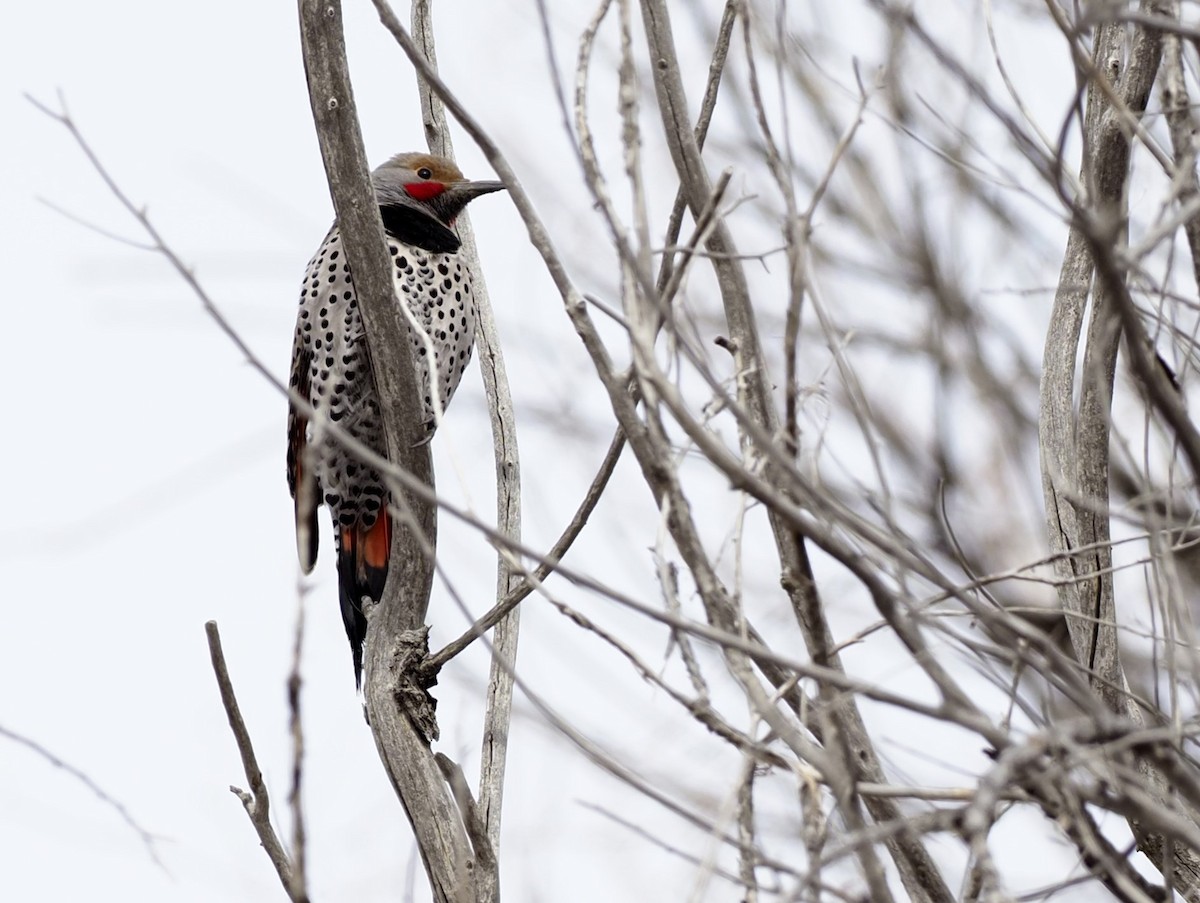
[[286, 598, 309, 903], [204, 621, 300, 901], [425, 427, 625, 670], [0, 724, 163, 867]]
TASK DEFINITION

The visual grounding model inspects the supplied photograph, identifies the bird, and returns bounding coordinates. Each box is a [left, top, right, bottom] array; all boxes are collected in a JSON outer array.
[[286, 152, 504, 686]]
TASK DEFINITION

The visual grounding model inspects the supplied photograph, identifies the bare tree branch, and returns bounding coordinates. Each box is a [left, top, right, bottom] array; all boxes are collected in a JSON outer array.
[[1036, 0, 1200, 892], [204, 620, 302, 902], [286, 599, 309, 903], [635, 4, 956, 896], [407, 5, 521, 879], [296, 3, 479, 900], [0, 723, 162, 868]]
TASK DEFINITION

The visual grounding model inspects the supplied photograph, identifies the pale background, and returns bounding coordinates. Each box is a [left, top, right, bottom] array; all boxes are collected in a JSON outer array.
[[1, 1, 1122, 900]]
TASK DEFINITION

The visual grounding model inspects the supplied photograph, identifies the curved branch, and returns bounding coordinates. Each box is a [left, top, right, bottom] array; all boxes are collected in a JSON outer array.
[[1038, 2, 1200, 894]]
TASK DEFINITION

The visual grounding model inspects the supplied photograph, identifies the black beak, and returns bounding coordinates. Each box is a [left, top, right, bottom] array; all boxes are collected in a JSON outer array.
[[445, 180, 506, 204], [431, 180, 506, 232]]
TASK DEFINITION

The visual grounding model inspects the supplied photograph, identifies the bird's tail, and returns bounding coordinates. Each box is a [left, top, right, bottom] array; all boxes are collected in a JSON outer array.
[[336, 511, 392, 687]]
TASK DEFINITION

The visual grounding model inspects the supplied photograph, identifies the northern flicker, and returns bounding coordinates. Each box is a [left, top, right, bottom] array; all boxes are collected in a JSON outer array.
[[286, 152, 504, 685]]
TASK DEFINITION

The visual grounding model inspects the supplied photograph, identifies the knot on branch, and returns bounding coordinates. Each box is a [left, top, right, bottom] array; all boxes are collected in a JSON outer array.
[[780, 568, 814, 599], [390, 626, 440, 743]]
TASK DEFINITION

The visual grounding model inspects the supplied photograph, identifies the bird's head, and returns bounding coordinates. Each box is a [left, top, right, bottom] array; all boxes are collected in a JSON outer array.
[[373, 152, 505, 228]]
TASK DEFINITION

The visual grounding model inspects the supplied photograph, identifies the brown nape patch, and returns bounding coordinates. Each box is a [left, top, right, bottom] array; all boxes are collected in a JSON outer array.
[[384, 151, 464, 182]]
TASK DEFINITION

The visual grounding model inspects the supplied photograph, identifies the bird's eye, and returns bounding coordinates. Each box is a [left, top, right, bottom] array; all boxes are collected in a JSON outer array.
[[417, 167, 433, 180]]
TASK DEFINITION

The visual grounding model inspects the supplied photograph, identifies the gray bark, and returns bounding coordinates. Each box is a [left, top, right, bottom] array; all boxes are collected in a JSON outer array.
[[297, 2, 480, 900]]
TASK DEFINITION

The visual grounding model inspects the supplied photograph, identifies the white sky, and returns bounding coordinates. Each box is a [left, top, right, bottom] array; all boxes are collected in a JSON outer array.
[[0, 1, 1157, 900]]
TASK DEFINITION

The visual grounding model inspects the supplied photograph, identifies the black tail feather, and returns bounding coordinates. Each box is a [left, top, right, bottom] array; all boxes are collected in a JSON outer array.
[[336, 555, 367, 688], [336, 528, 390, 689]]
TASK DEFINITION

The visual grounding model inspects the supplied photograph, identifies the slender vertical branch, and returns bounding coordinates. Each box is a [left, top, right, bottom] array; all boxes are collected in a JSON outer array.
[[1038, 2, 1200, 894], [205, 621, 303, 902], [409, 0, 523, 884], [286, 600, 309, 903], [1161, 0, 1200, 298], [296, 3, 476, 901]]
